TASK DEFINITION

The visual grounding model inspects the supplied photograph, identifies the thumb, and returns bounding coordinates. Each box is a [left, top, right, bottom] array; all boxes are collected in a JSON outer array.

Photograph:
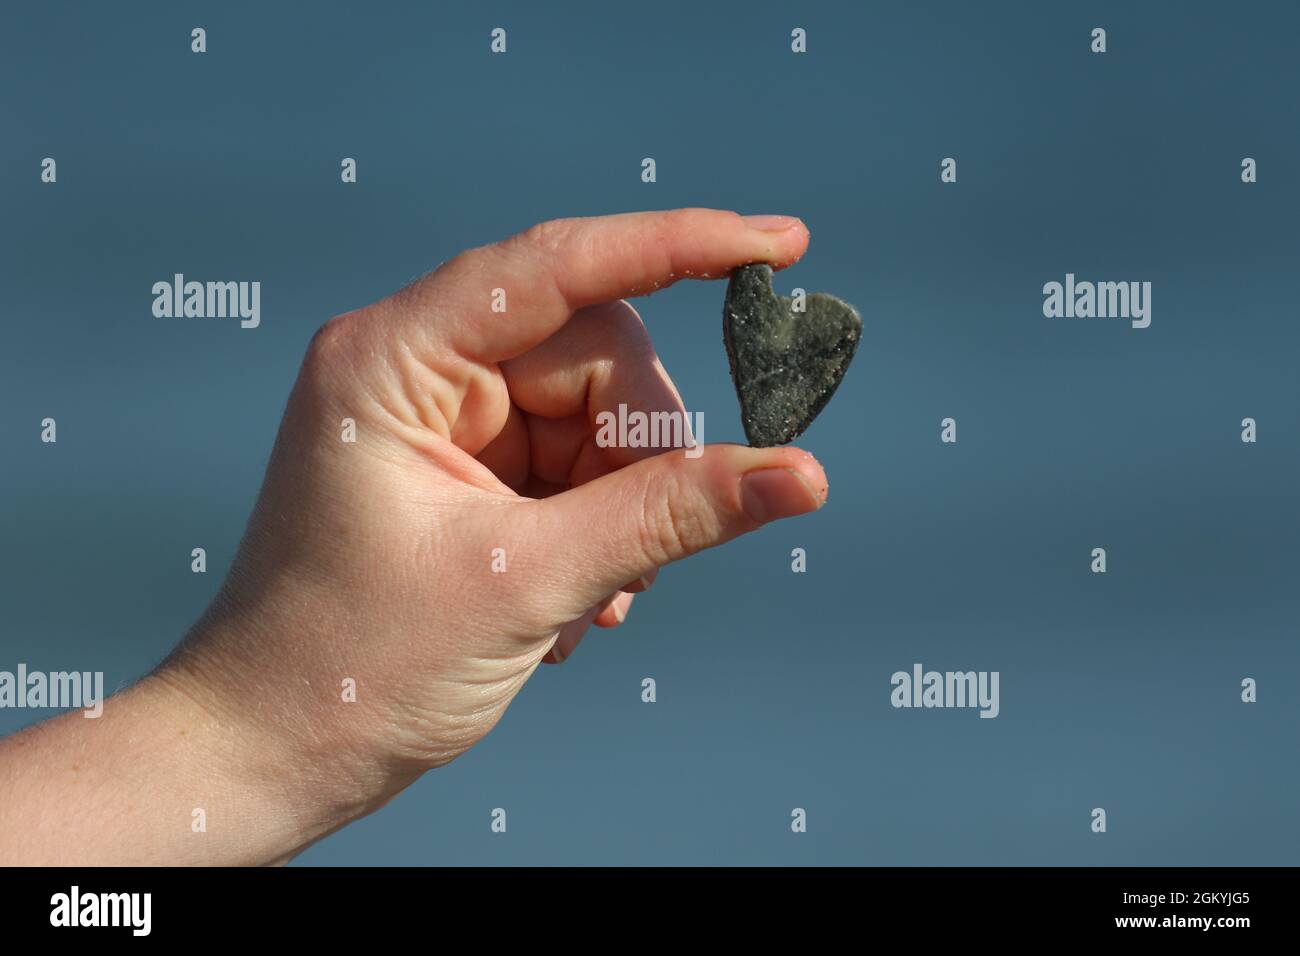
[[528, 444, 827, 617]]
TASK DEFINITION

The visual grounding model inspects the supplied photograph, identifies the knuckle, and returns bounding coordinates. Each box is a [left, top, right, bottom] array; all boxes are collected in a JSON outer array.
[[636, 473, 708, 566], [607, 301, 650, 339], [663, 207, 697, 233], [516, 217, 576, 257], [305, 313, 357, 370], [579, 302, 652, 358], [428, 247, 486, 291]]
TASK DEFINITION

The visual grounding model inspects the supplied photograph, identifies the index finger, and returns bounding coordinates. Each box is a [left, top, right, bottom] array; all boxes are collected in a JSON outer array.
[[406, 208, 809, 363]]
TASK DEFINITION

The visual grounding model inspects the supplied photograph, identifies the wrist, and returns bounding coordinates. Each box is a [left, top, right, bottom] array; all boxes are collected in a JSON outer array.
[[0, 661, 356, 866], [153, 614, 391, 864]]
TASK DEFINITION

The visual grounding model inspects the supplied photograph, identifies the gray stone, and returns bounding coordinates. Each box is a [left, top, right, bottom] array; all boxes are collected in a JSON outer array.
[[722, 264, 862, 447]]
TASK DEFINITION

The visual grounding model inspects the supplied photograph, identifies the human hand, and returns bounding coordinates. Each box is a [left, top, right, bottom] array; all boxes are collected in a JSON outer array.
[[0, 209, 829, 864]]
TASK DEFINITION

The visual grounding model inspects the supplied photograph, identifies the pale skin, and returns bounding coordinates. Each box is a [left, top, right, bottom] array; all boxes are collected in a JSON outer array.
[[0, 209, 828, 865]]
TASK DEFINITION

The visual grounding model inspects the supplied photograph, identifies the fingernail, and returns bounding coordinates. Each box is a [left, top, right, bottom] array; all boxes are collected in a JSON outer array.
[[638, 575, 652, 591], [611, 592, 633, 624], [740, 468, 823, 524], [742, 214, 801, 233]]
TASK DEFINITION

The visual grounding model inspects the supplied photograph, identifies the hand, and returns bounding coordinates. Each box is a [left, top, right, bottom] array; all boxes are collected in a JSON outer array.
[[0, 209, 829, 864]]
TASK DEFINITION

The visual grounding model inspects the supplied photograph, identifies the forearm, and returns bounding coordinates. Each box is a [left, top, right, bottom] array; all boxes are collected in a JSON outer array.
[[0, 664, 336, 866]]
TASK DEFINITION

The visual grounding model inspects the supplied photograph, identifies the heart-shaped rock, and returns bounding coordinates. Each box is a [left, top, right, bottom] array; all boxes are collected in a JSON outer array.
[[722, 264, 862, 447]]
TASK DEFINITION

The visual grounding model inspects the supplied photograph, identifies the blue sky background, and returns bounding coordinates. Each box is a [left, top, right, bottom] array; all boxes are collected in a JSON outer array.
[[1, 1, 1297, 864]]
